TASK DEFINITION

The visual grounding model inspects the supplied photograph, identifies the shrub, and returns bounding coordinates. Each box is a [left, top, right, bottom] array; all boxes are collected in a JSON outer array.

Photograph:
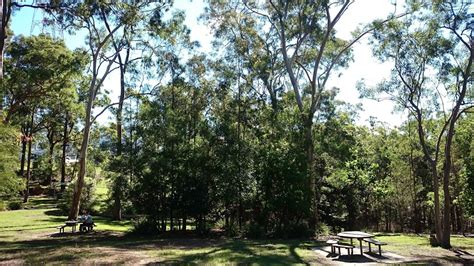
[[8, 201, 23, 210], [131, 216, 160, 235], [0, 201, 5, 211]]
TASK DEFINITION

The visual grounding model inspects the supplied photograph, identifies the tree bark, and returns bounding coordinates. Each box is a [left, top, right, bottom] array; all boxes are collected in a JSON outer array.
[[112, 47, 128, 221], [305, 116, 318, 230], [22, 110, 34, 203], [23, 135, 32, 203], [60, 114, 68, 194], [47, 138, 55, 186], [68, 68, 98, 219], [19, 128, 27, 177], [439, 40, 473, 248]]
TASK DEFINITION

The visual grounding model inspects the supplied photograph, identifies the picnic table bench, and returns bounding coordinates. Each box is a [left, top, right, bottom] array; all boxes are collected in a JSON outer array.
[[56, 224, 67, 233], [331, 243, 354, 255], [326, 237, 354, 255], [363, 238, 387, 256], [326, 239, 338, 254]]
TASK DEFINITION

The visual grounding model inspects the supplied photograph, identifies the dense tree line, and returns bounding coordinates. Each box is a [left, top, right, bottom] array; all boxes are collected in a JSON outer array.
[[0, 0, 471, 248]]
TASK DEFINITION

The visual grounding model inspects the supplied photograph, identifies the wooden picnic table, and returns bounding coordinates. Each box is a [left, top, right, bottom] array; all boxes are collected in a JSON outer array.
[[64, 220, 78, 233], [337, 231, 373, 255]]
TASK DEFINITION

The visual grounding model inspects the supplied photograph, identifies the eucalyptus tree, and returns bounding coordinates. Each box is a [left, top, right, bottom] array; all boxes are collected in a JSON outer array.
[[205, 0, 405, 230], [364, 0, 472, 248], [52, 0, 175, 220], [103, 4, 196, 220]]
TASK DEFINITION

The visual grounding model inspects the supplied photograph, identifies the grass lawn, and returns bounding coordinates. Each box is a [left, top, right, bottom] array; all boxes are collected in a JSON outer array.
[[0, 196, 473, 264], [375, 233, 474, 263]]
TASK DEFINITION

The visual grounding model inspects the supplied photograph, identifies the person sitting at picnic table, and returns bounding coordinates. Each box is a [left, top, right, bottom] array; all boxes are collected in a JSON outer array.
[[79, 210, 94, 232]]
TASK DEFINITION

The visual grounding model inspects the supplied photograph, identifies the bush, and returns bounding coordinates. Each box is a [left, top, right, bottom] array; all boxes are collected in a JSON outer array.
[[0, 201, 5, 211], [8, 201, 23, 210], [131, 216, 161, 235]]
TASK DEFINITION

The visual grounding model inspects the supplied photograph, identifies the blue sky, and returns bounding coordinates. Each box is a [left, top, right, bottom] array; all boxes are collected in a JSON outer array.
[[10, 0, 405, 127]]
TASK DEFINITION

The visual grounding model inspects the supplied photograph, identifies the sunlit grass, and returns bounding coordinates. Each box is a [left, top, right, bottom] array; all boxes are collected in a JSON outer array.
[[375, 233, 474, 259], [0, 196, 132, 241]]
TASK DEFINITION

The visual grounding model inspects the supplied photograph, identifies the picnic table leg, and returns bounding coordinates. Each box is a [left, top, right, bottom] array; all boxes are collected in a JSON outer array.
[[379, 245, 382, 256], [369, 242, 372, 253], [359, 239, 363, 255]]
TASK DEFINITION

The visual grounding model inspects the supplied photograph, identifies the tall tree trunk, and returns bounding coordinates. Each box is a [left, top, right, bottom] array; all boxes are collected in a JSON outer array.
[[19, 129, 27, 177], [112, 49, 127, 221], [23, 136, 32, 203], [440, 112, 459, 248], [182, 213, 187, 232], [68, 73, 98, 220], [414, 109, 443, 244], [305, 116, 317, 230], [23, 111, 34, 203], [60, 114, 68, 195], [112, 63, 125, 221], [48, 139, 55, 186]]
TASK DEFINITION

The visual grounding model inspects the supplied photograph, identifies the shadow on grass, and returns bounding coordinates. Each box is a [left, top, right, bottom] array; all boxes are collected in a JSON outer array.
[[0, 233, 317, 264], [147, 239, 312, 265], [24, 197, 58, 210], [44, 209, 64, 216]]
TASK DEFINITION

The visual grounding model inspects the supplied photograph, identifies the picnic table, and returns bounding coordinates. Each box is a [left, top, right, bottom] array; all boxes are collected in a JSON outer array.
[[57, 220, 78, 233], [337, 231, 373, 255]]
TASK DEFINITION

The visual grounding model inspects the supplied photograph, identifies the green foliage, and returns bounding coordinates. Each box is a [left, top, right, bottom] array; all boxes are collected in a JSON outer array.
[[0, 124, 22, 199]]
